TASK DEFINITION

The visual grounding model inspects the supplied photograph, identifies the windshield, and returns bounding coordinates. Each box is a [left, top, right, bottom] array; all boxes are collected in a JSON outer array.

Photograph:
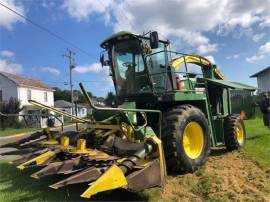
[[112, 39, 152, 97], [145, 42, 168, 92]]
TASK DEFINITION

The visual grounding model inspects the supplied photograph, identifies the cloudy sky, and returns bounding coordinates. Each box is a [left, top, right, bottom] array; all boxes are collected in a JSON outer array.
[[0, 0, 270, 96]]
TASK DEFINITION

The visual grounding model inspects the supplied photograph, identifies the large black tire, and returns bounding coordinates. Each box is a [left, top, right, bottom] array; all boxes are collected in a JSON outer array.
[[224, 114, 246, 151], [162, 105, 211, 173]]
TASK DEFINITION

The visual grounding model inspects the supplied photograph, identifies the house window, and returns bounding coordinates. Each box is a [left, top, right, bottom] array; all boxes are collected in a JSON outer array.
[[0, 90, 2, 102], [44, 92, 48, 102], [27, 89, 31, 100]]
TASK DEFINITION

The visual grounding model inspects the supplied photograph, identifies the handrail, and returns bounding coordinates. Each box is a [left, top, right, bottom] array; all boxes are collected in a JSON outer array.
[[145, 50, 225, 80], [28, 100, 90, 124]]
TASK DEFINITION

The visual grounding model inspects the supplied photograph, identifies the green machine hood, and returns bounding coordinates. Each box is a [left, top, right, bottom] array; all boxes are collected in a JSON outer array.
[[206, 79, 257, 91]]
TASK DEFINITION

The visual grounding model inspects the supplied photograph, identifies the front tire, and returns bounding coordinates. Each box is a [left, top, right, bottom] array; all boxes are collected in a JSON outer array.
[[162, 105, 211, 173], [224, 114, 246, 151]]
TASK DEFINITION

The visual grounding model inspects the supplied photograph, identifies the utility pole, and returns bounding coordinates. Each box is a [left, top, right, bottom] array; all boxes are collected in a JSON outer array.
[[63, 49, 76, 116]]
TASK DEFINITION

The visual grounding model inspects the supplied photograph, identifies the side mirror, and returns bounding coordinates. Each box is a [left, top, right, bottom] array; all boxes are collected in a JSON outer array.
[[100, 53, 110, 67], [109, 68, 113, 76], [100, 54, 104, 67], [150, 31, 159, 49]]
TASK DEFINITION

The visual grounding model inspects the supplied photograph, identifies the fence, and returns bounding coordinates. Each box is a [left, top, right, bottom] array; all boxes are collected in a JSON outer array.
[[0, 112, 64, 130]]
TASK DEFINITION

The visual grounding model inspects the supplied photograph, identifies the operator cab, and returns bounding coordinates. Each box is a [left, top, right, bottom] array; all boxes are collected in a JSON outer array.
[[100, 31, 172, 101], [100, 31, 221, 103]]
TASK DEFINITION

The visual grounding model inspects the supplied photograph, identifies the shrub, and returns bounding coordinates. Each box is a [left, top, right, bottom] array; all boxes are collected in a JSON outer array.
[[0, 97, 23, 129]]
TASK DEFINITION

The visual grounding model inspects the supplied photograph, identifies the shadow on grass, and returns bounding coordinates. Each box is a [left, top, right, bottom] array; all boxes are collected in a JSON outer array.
[[0, 163, 148, 202], [246, 135, 261, 140], [246, 133, 269, 140]]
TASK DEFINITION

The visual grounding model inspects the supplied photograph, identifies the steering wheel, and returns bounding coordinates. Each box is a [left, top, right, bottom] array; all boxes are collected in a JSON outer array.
[[122, 62, 136, 67]]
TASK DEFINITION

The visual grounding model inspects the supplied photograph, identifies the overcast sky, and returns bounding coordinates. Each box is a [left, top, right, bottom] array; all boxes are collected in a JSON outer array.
[[0, 0, 270, 96]]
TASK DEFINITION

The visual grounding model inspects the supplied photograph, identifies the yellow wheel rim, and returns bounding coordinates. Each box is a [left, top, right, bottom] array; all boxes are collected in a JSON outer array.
[[236, 123, 244, 145], [183, 122, 204, 159]]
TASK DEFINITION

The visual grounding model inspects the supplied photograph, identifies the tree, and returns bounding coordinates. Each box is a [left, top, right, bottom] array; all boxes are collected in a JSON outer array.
[[53, 87, 92, 103], [105, 92, 116, 106], [0, 97, 23, 129]]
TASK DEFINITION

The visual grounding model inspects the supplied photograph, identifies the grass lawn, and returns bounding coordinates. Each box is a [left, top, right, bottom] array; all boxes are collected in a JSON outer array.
[[0, 123, 77, 137], [0, 161, 148, 202], [0, 128, 40, 137], [244, 117, 270, 168]]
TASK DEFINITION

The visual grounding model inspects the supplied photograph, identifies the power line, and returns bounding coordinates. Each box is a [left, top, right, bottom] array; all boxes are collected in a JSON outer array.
[[39, 80, 103, 84], [0, 2, 98, 60]]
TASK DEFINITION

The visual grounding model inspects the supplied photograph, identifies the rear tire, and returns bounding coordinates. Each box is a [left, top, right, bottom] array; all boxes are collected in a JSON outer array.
[[162, 105, 211, 173], [224, 114, 246, 151]]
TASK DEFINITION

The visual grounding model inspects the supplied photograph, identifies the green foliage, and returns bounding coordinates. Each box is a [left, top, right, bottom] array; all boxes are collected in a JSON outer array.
[[104, 91, 116, 106], [0, 97, 23, 129], [53, 87, 92, 103], [0, 128, 39, 137], [244, 117, 270, 168]]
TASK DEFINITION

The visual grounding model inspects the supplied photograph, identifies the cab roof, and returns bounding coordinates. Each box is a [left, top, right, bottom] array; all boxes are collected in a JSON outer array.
[[100, 31, 169, 49], [100, 31, 136, 49]]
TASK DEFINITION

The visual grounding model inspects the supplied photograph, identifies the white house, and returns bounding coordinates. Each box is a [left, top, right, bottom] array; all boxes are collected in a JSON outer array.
[[250, 66, 270, 94], [54, 100, 88, 118], [92, 97, 105, 106], [0, 71, 62, 128]]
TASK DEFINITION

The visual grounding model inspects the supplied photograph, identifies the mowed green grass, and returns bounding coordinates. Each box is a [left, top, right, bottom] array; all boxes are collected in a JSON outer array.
[[0, 122, 74, 137], [0, 128, 40, 137], [0, 115, 269, 201], [0, 161, 149, 202], [244, 117, 270, 168]]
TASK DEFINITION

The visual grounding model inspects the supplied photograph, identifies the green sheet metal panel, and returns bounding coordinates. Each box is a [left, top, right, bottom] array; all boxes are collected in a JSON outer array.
[[212, 117, 224, 144], [206, 79, 257, 91], [174, 91, 207, 101], [206, 78, 256, 119], [229, 89, 255, 118]]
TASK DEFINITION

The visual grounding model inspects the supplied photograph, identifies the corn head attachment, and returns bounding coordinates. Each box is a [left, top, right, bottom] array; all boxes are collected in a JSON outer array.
[[0, 83, 166, 199]]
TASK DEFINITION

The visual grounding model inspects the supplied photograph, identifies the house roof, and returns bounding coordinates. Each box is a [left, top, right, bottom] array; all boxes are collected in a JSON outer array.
[[0, 71, 53, 91], [55, 100, 85, 108], [250, 66, 270, 78]]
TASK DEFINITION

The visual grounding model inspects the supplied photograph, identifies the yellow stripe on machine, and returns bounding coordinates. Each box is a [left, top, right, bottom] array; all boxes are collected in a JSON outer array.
[[149, 136, 167, 181], [171, 55, 211, 70], [171, 55, 225, 80], [214, 68, 225, 80]]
